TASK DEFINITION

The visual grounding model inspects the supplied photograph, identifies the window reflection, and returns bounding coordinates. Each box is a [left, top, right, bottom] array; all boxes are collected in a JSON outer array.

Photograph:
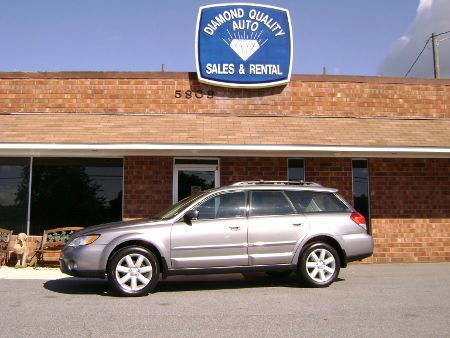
[[250, 191, 296, 216], [30, 158, 123, 235], [197, 192, 246, 220], [288, 159, 305, 181], [352, 160, 370, 230], [0, 158, 29, 234]]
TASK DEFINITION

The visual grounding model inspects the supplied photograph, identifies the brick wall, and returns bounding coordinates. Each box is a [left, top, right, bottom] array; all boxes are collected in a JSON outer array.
[[370, 158, 450, 218], [0, 73, 449, 119], [368, 219, 450, 263], [123, 156, 173, 219], [365, 158, 450, 263], [221, 157, 287, 185], [1, 73, 448, 148], [305, 158, 353, 203]]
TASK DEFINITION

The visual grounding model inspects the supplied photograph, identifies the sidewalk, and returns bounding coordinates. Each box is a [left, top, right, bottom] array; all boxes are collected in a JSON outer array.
[[0, 266, 68, 280]]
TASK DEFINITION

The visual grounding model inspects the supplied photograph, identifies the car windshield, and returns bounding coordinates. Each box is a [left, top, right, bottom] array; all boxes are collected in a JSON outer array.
[[153, 192, 209, 220]]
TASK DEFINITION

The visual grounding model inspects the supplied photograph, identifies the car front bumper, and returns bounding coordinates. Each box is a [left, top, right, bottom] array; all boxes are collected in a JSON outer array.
[[59, 244, 106, 278]]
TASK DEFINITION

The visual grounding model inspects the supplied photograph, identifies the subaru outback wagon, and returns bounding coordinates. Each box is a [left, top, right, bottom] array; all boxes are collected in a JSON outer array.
[[60, 181, 373, 296]]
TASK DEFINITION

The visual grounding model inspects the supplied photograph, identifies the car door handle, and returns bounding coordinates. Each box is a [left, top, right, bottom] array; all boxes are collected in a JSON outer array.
[[292, 223, 304, 227], [229, 226, 241, 231]]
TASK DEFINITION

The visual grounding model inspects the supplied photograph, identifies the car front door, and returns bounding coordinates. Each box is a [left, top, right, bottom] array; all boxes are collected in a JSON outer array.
[[247, 190, 309, 266], [170, 191, 248, 269]]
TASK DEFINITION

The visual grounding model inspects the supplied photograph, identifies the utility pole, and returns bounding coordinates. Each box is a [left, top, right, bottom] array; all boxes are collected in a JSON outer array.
[[431, 32, 440, 79]]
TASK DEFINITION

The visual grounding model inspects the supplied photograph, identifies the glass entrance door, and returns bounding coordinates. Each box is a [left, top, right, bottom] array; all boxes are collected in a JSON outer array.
[[173, 159, 220, 203]]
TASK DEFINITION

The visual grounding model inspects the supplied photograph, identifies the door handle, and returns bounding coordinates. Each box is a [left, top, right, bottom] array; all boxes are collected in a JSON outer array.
[[292, 223, 304, 227], [229, 226, 241, 231]]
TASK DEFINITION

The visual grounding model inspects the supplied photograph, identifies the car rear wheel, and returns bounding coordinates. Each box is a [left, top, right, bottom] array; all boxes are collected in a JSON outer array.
[[298, 243, 340, 287], [107, 246, 159, 297]]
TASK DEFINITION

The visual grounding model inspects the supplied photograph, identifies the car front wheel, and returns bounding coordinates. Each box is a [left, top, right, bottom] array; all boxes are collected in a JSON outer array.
[[298, 243, 340, 287], [107, 246, 159, 297]]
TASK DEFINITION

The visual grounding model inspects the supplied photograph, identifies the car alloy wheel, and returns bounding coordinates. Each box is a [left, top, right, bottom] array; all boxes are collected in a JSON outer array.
[[115, 253, 153, 291], [108, 246, 159, 296], [299, 243, 340, 287]]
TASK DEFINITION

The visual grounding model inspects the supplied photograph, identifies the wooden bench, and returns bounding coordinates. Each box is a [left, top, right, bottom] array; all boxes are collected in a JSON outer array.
[[34, 227, 84, 268], [0, 228, 13, 267]]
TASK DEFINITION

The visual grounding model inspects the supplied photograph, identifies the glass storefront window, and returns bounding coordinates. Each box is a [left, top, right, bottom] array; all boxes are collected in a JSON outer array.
[[352, 159, 370, 231], [29, 158, 123, 235], [0, 158, 30, 234], [288, 159, 305, 181]]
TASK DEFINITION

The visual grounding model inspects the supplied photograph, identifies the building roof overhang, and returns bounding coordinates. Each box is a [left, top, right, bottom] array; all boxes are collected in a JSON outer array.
[[0, 113, 449, 158]]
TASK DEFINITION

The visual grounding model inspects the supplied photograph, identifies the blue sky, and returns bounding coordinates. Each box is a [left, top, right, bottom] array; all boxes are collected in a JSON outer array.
[[0, 0, 448, 77]]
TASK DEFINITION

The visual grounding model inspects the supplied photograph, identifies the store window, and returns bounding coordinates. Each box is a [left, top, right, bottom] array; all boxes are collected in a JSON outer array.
[[352, 159, 370, 228], [0, 158, 30, 234], [288, 159, 305, 181], [30, 158, 123, 235]]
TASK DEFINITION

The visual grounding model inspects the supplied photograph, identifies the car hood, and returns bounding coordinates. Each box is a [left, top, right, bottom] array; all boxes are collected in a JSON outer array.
[[72, 218, 165, 237]]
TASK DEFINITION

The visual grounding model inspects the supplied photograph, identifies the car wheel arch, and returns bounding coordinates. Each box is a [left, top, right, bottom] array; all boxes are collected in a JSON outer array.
[[106, 240, 167, 275], [295, 236, 347, 268]]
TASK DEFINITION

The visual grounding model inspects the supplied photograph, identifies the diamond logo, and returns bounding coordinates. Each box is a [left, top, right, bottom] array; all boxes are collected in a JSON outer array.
[[229, 39, 260, 61]]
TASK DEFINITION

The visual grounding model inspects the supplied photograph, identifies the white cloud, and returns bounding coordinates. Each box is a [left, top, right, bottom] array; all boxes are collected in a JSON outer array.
[[417, 0, 432, 13], [399, 36, 410, 44], [378, 0, 450, 78]]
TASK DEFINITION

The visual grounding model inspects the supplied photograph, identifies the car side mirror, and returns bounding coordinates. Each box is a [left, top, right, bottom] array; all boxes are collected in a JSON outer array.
[[184, 209, 199, 225]]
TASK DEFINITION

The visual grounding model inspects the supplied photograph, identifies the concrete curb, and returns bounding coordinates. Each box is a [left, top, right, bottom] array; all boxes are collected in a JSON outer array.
[[0, 266, 69, 280]]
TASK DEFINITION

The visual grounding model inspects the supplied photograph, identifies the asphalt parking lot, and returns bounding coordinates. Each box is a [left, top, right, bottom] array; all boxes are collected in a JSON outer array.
[[0, 263, 449, 337]]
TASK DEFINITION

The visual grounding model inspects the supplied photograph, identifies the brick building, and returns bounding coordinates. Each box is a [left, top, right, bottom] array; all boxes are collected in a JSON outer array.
[[0, 72, 449, 263]]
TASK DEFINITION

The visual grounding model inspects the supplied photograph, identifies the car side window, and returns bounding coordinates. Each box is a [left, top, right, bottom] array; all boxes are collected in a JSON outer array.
[[250, 191, 296, 216], [196, 192, 246, 220], [286, 191, 350, 213]]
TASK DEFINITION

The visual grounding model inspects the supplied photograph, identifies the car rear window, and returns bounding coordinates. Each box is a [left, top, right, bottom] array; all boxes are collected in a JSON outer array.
[[286, 191, 350, 213]]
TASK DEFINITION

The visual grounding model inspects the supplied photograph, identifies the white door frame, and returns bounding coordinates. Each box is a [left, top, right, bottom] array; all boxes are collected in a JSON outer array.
[[173, 158, 220, 203]]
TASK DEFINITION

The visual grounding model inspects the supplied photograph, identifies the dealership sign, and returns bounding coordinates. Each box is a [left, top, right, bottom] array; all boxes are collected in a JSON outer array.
[[196, 3, 293, 88]]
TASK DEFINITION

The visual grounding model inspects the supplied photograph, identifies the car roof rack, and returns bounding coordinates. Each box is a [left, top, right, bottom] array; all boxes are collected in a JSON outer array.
[[231, 180, 322, 187]]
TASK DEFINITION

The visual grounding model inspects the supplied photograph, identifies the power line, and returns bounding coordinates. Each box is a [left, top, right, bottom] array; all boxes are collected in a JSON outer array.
[[404, 37, 430, 77], [405, 30, 450, 77], [436, 30, 450, 37]]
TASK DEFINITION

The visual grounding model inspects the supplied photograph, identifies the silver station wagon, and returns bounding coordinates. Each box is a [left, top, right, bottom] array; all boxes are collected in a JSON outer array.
[[60, 181, 374, 296]]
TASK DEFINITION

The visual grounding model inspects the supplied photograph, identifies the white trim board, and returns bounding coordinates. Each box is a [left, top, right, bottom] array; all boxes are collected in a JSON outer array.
[[0, 143, 449, 158]]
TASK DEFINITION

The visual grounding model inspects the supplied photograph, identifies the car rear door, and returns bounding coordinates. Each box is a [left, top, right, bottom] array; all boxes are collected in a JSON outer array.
[[247, 190, 309, 266]]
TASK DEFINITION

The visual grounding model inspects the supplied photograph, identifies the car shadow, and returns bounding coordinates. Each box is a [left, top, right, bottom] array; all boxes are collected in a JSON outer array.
[[44, 273, 345, 296], [155, 273, 298, 293], [44, 278, 112, 296]]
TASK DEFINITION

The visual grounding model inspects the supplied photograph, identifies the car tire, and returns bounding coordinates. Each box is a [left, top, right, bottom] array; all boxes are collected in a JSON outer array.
[[107, 246, 160, 297], [298, 243, 340, 288], [265, 270, 292, 278]]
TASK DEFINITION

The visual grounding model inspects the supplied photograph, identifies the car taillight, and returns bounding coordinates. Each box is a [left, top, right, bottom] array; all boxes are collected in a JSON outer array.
[[351, 212, 367, 231]]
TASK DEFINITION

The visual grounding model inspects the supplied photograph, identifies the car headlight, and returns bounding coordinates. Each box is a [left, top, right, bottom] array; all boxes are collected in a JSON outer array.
[[68, 235, 100, 247]]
